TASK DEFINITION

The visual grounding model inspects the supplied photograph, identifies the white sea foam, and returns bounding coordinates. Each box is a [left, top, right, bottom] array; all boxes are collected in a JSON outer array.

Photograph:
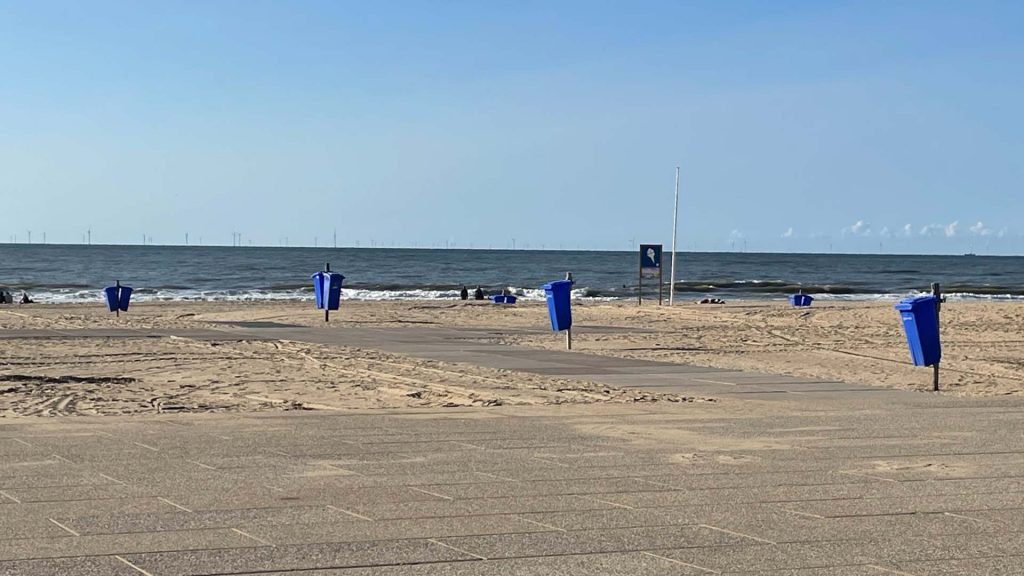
[[18, 286, 602, 304]]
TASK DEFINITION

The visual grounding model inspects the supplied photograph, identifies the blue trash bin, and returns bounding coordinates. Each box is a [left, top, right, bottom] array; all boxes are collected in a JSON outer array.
[[103, 286, 120, 312], [117, 286, 133, 311], [542, 280, 573, 332], [103, 285, 132, 312], [312, 272, 344, 311], [505, 295, 517, 304], [789, 294, 814, 307], [490, 295, 506, 304], [894, 295, 941, 366]]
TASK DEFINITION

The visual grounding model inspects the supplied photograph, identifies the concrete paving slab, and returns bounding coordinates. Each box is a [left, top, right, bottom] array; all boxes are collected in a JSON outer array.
[[344, 494, 619, 520], [242, 514, 556, 545], [60, 506, 354, 536], [240, 552, 709, 575], [889, 556, 1024, 575], [0, 557, 140, 576], [416, 477, 674, 499], [121, 539, 475, 575], [516, 508, 683, 531], [0, 528, 260, 561], [654, 541, 886, 572], [782, 492, 1024, 517], [436, 524, 758, 559]]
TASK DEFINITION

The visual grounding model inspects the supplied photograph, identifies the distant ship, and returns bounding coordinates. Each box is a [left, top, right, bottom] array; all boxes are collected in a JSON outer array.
[[963, 252, 977, 257]]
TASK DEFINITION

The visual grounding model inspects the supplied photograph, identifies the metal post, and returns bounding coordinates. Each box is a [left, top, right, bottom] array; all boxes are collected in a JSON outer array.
[[115, 280, 120, 318], [931, 282, 941, 391], [566, 272, 573, 350], [658, 260, 663, 306], [669, 166, 680, 305], [637, 252, 642, 306], [324, 263, 331, 322]]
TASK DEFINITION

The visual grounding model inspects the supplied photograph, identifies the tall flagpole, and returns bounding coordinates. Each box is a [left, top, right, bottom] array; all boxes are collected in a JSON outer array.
[[669, 166, 680, 305]]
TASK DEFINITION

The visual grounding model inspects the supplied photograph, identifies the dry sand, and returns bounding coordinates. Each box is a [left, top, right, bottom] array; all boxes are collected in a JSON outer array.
[[0, 298, 1021, 417]]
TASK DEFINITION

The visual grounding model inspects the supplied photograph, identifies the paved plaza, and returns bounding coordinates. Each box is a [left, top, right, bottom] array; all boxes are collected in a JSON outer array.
[[2, 324, 1024, 574]]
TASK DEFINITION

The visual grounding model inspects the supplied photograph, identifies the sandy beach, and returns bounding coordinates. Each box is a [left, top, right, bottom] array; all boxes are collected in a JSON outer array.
[[1, 299, 1020, 417]]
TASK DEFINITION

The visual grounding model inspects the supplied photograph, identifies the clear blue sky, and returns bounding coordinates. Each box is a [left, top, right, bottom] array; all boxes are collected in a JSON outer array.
[[1, 1, 1021, 254]]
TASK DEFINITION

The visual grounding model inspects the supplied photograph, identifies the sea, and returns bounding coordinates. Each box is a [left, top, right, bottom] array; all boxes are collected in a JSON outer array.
[[0, 245, 1021, 304]]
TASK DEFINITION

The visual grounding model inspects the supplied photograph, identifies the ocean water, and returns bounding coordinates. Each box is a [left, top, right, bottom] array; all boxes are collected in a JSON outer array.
[[0, 244, 1021, 303]]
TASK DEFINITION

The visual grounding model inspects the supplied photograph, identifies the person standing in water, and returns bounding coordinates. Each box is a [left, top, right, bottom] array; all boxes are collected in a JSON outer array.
[[473, 286, 484, 300], [459, 286, 469, 300]]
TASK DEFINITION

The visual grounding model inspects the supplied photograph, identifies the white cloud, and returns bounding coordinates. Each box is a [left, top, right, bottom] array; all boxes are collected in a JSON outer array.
[[879, 226, 892, 238], [969, 221, 992, 236], [729, 229, 745, 240], [903, 224, 913, 237], [843, 220, 871, 237], [918, 221, 960, 237], [781, 227, 794, 238]]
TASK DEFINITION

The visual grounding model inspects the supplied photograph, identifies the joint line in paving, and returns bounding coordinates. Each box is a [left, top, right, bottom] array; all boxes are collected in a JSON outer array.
[[530, 456, 570, 467], [48, 518, 80, 536], [640, 551, 721, 573], [637, 477, 679, 489], [115, 555, 155, 576], [578, 494, 634, 509], [836, 471, 902, 483], [779, 506, 824, 519], [428, 538, 487, 560], [699, 523, 776, 544], [410, 487, 453, 500], [692, 379, 738, 386], [186, 459, 218, 470], [327, 504, 374, 521], [474, 471, 519, 482], [943, 511, 988, 523], [231, 527, 272, 545], [867, 565, 918, 575], [323, 462, 365, 476], [515, 516, 567, 532], [0, 490, 21, 503], [158, 497, 193, 512], [96, 473, 128, 485]]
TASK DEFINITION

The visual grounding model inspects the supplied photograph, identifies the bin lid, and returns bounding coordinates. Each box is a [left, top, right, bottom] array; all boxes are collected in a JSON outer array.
[[894, 295, 936, 311]]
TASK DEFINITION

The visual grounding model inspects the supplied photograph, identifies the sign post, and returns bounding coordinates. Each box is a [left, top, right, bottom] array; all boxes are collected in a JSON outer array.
[[638, 244, 663, 306]]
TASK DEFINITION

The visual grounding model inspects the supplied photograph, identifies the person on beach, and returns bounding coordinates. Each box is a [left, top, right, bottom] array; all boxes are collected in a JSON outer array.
[[473, 286, 484, 300], [20, 292, 34, 304], [459, 286, 469, 300]]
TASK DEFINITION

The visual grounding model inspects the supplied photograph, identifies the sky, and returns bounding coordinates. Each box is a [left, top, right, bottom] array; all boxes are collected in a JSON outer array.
[[1, 1, 1022, 254]]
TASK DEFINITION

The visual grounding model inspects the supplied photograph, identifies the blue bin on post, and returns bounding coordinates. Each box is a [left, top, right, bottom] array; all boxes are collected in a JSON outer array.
[[894, 295, 941, 366], [311, 272, 344, 311], [789, 294, 813, 307], [103, 284, 132, 313], [542, 280, 573, 332]]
